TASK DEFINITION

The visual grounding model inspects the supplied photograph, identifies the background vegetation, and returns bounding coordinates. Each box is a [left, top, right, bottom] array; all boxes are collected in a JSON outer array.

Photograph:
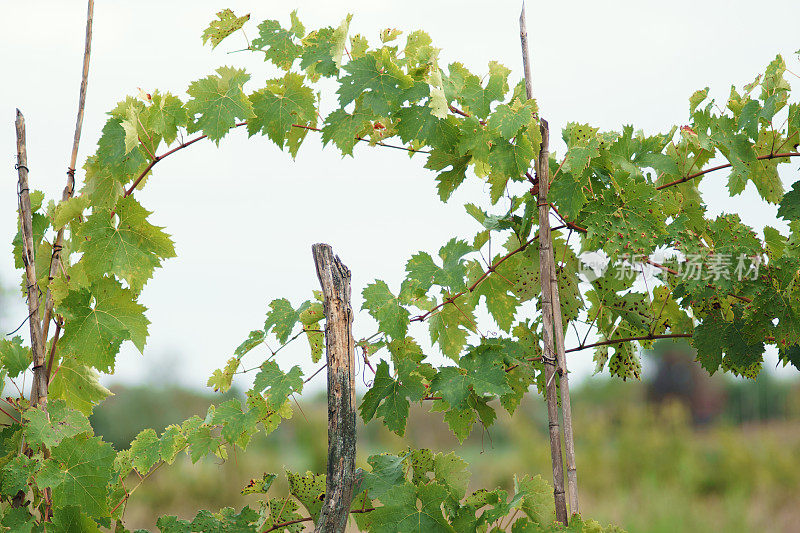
[[90, 342, 800, 533]]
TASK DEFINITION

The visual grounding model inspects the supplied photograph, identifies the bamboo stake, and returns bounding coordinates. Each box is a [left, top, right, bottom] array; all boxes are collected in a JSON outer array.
[[520, 5, 573, 523], [532, 119, 568, 525], [312, 244, 357, 533], [550, 268, 579, 515], [41, 0, 94, 345], [15, 110, 48, 410]]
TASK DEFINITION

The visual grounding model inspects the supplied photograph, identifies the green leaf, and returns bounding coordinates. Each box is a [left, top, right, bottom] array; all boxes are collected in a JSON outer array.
[[51, 506, 102, 533], [424, 150, 470, 201], [338, 51, 415, 115], [23, 399, 92, 450], [142, 91, 190, 145], [429, 300, 475, 360], [321, 106, 372, 156], [431, 343, 511, 409], [186, 424, 220, 463], [36, 434, 115, 518], [130, 428, 161, 474], [186, 66, 254, 143], [156, 515, 191, 533], [49, 358, 112, 416], [368, 482, 455, 533], [58, 277, 149, 372], [396, 106, 459, 152], [207, 357, 240, 393], [234, 330, 265, 358], [252, 20, 302, 70], [488, 100, 534, 140], [0, 336, 30, 378], [248, 73, 316, 155], [212, 399, 256, 445], [286, 470, 326, 522], [693, 311, 765, 378], [470, 262, 518, 332], [241, 472, 276, 495], [1, 455, 37, 496], [189, 506, 259, 532], [362, 281, 410, 340], [359, 360, 424, 435], [202, 9, 250, 48], [300, 16, 352, 79], [52, 196, 89, 230], [80, 196, 175, 291], [261, 497, 305, 532], [778, 180, 800, 221], [264, 298, 307, 343], [253, 361, 304, 409], [96, 118, 147, 179]]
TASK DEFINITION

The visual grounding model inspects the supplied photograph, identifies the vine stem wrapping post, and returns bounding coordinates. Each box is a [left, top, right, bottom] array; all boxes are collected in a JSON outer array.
[[312, 243, 357, 533]]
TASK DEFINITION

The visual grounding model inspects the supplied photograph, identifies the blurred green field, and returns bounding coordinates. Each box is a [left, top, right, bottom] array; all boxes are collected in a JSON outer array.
[[92, 364, 800, 532]]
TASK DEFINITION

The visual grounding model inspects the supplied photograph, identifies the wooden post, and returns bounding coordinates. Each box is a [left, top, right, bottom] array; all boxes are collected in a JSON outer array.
[[312, 244, 356, 533], [15, 110, 48, 411]]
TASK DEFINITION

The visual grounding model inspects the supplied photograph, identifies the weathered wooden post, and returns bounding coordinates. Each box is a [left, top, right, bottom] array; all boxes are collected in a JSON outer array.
[[312, 244, 357, 533]]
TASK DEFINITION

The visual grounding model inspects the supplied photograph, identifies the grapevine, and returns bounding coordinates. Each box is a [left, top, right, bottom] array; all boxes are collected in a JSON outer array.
[[1, 3, 799, 532]]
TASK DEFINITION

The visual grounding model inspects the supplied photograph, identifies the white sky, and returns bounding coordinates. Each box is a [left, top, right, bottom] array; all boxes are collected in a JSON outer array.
[[1, 0, 798, 392]]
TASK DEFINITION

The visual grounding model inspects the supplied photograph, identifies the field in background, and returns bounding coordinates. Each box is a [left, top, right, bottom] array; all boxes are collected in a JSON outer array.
[[92, 361, 800, 533]]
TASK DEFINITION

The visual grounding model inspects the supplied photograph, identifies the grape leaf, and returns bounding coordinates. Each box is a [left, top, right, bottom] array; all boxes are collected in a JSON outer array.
[[48, 358, 112, 416], [362, 281, 409, 340], [248, 73, 316, 154], [202, 9, 250, 49], [0, 336, 30, 378], [79, 196, 176, 291], [186, 66, 254, 143], [58, 277, 149, 373], [359, 360, 424, 435], [130, 428, 161, 474], [253, 361, 304, 409], [35, 434, 115, 518]]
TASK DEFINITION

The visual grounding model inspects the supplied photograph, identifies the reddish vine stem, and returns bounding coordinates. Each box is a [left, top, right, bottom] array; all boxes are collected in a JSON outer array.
[[262, 508, 376, 532], [124, 122, 428, 197], [565, 333, 693, 353], [655, 152, 800, 190]]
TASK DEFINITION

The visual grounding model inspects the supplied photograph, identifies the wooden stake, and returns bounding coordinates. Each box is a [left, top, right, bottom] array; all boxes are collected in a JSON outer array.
[[312, 244, 357, 533], [520, 3, 578, 523], [532, 119, 568, 525], [41, 0, 94, 346], [551, 265, 579, 515], [15, 110, 48, 410]]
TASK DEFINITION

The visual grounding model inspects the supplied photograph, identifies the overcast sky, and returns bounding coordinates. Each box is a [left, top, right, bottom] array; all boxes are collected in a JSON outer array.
[[1, 0, 798, 392]]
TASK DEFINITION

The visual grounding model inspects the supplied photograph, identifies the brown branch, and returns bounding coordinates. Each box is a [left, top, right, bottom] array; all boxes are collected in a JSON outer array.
[[45, 320, 62, 384], [263, 517, 313, 532], [41, 0, 94, 345]]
